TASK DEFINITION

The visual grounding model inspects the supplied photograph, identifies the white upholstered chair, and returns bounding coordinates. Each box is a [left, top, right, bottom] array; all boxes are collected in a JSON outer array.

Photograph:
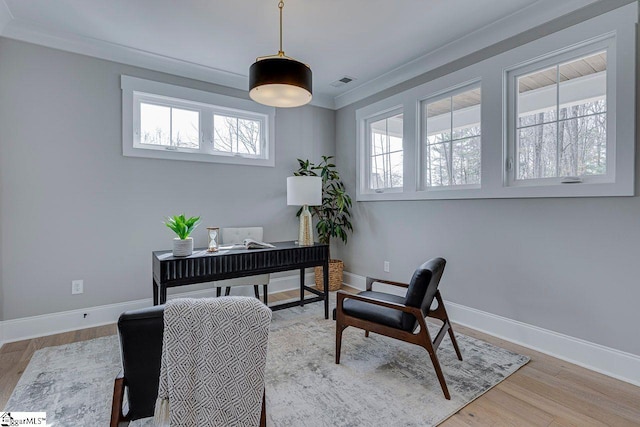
[[216, 227, 270, 304]]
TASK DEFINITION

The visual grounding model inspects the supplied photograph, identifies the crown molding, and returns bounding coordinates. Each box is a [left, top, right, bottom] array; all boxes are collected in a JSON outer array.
[[0, 18, 335, 110], [333, 0, 612, 109]]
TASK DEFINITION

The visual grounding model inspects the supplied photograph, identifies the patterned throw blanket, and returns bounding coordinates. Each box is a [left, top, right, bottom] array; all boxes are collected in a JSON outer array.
[[154, 297, 272, 427]]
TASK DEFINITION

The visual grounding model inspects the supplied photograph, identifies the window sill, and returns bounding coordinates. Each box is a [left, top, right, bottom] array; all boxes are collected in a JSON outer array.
[[123, 145, 275, 167], [356, 180, 633, 201]]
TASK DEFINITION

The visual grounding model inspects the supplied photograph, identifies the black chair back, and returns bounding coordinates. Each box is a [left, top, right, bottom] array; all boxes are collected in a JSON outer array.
[[117, 305, 164, 421], [402, 258, 446, 331]]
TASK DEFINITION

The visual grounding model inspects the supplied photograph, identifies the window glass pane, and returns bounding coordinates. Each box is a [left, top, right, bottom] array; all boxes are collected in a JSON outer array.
[[171, 108, 199, 149], [426, 142, 451, 187], [517, 66, 557, 127], [424, 86, 481, 188], [140, 103, 170, 146], [369, 113, 403, 190], [452, 137, 481, 185], [426, 97, 451, 143], [213, 114, 238, 153], [559, 52, 606, 119], [517, 123, 557, 180], [515, 51, 608, 181], [237, 118, 262, 155], [452, 88, 481, 139], [559, 114, 607, 177]]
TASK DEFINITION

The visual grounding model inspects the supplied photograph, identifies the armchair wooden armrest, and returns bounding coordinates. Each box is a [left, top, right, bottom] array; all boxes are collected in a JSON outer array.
[[365, 277, 410, 291]]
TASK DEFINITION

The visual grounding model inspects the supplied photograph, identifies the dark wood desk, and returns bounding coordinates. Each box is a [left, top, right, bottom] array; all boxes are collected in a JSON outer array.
[[152, 241, 330, 319]]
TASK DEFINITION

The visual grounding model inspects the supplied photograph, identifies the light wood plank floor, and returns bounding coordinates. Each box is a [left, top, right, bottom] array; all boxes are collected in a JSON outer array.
[[1, 286, 639, 426]]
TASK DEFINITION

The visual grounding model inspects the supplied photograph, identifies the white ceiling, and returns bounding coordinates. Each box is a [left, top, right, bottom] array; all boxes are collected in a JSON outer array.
[[0, 0, 599, 109]]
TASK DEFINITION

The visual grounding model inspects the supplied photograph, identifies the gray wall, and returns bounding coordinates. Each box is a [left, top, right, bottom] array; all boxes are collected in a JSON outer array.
[[335, 0, 640, 356], [0, 38, 335, 320]]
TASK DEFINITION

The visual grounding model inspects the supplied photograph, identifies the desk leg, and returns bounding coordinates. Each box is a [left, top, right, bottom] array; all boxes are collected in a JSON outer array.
[[153, 279, 159, 306], [299, 268, 305, 306], [323, 260, 329, 319]]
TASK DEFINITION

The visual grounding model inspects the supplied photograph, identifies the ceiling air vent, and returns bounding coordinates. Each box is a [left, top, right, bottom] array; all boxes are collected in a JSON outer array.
[[330, 76, 356, 88]]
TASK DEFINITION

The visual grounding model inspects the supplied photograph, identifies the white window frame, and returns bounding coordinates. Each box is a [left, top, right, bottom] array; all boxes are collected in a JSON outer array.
[[505, 37, 614, 188], [122, 76, 276, 167], [355, 3, 635, 201], [419, 81, 482, 191], [364, 107, 405, 193]]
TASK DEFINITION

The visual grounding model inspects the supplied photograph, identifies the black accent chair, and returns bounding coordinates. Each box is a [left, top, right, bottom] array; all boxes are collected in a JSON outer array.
[[335, 258, 462, 400], [110, 305, 267, 427], [110, 305, 164, 427]]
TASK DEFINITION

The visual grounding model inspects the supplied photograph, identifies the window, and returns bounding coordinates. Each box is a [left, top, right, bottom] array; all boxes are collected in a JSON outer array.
[[355, 3, 634, 201], [213, 114, 263, 157], [122, 76, 275, 166], [509, 49, 608, 184], [139, 101, 200, 149], [422, 85, 481, 188], [367, 111, 404, 191]]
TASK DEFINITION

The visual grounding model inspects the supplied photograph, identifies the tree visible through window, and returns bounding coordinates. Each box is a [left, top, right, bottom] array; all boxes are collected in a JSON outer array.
[[424, 86, 481, 187], [213, 114, 262, 156], [140, 103, 200, 149], [369, 113, 403, 190], [516, 52, 607, 180]]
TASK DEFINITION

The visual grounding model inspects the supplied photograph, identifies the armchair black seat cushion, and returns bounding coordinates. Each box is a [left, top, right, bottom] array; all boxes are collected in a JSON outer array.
[[110, 305, 164, 426], [335, 257, 462, 400], [342, 291, 406, 330]]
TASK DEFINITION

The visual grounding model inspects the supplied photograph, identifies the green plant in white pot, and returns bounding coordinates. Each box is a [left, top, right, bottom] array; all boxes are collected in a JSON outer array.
[[165, 214, 201, 257]]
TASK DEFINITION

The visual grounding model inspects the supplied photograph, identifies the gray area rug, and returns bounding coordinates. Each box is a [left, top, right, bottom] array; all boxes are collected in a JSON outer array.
[[5, 299, 529, 426]]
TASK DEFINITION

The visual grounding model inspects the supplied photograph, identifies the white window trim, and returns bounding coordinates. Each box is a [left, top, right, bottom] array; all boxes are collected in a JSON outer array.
[[121, 75, 276, 167], [355, 3, 635, 201], [505, 36, 614, 188], [363, 106, 405, 193]]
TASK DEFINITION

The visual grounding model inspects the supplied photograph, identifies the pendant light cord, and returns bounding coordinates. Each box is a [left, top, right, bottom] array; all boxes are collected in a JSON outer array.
[[278, 1, 285, 57]]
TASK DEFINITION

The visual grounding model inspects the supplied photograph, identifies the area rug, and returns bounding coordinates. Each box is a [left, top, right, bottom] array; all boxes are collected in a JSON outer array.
[[5, 302, 529, 426]]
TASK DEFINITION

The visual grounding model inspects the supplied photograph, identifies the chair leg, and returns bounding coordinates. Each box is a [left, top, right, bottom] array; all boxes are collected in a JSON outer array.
[[110, 374, 130, 427], [254, 285, 260, 299], [260, 389, 266, 427], [365, 330, 369, 337], [263, 284, 268, 305], [216, 287, 221, 297], [435, 291, 463, 361], [418, 313, 452, 400], [426, 348, 451, 400], [225, 287, 231, 296], [336, 324, 345, 364], [447, 320, 463, 361]]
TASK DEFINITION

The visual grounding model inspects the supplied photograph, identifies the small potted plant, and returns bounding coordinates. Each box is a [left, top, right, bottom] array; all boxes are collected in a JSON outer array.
[[164, 214, 201, 257], [295, 156, 353, 291]]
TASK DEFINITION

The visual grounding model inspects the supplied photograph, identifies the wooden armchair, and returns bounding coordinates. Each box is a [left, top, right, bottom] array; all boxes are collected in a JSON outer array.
[[335, 258, 462, 400]]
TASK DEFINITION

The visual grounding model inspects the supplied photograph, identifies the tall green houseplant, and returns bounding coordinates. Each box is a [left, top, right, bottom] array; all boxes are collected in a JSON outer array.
[[295, 156, 352, 291]]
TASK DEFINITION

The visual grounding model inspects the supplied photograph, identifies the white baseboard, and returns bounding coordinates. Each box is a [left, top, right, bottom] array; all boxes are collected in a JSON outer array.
[[342, 271, 640, 387], [0, 272, 312, 346]]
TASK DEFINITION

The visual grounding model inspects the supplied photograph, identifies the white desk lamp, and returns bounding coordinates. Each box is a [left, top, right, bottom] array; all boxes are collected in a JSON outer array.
[[287, 176, 322, 246]]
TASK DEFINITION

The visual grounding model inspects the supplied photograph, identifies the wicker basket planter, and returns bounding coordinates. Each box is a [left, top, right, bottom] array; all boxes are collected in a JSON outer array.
[[314, 259, 344, 291]]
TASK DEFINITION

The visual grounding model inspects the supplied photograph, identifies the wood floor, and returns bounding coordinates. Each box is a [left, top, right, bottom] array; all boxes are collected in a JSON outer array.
[[1, 286, 639, 426]]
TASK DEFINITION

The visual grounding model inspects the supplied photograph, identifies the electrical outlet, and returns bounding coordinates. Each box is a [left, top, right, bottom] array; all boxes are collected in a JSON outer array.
[[72, 280, 84, 295], [383, 261, 390, 272]]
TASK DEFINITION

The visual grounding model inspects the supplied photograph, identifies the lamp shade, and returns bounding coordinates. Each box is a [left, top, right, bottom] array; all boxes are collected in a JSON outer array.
[[250, 58, 312, 108], [287, 176, 322, 206]]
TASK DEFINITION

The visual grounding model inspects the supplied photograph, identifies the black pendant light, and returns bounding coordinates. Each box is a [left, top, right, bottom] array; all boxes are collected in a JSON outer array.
[[249, 1, 312, 108]]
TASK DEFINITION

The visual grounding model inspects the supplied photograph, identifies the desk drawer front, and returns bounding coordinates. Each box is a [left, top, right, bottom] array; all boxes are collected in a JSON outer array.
[[158, 246, 327, 283]]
